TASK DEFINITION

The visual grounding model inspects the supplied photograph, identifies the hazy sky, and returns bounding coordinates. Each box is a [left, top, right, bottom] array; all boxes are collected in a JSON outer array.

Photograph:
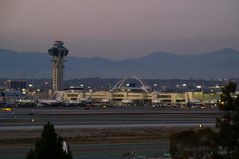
[[1, 0, 239, 59]]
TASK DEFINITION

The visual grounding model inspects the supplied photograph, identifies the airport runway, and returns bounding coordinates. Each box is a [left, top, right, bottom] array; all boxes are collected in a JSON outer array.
[[0, 107, 222, 159], [0, 123, 216, 130], [0, 107, 223, 129]]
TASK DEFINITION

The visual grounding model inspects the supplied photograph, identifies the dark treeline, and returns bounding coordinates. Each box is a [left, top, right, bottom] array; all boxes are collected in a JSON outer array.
[[170, 81, 239, 159]]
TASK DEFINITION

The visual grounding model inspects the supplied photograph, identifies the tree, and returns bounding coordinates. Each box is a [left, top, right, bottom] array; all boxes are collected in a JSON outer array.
[[170, 128, 217, 159], [216, 81, 239, 158], [26, 122, 72, 159], [218, 81, 237, 111]]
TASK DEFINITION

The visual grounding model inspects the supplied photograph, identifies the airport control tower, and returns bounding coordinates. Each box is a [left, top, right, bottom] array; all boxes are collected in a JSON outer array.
[[48, 41, 69, 92]]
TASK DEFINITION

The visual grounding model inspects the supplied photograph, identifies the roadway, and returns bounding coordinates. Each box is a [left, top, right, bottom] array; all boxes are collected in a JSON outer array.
[[0, 141, 169, 159]]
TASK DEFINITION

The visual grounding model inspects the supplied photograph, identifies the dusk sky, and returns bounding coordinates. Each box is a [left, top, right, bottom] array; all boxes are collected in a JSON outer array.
[[1, 0, 239, 59]]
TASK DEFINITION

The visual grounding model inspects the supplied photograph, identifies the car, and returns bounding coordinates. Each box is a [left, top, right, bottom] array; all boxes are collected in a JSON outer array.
[[2, 107, 12, 111]]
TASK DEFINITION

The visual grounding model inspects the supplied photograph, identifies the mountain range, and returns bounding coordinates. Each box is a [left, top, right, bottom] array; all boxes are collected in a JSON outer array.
[[0, 48, 238, 79]]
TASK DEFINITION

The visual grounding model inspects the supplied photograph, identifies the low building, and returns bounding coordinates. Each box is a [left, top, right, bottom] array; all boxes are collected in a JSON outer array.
[[55, 76, 220, 107]]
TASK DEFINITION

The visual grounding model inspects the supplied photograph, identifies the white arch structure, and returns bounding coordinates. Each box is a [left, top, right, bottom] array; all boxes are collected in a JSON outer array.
[[111, 75, 150, 93]]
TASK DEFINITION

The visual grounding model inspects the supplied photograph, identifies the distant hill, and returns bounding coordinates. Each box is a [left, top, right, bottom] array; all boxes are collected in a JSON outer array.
[[0, 48, 238, 79]]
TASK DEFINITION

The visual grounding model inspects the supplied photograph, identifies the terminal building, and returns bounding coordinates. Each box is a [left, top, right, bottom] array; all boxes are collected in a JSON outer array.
[[6, 80, 27, 91], [55, 76, 220, 107]]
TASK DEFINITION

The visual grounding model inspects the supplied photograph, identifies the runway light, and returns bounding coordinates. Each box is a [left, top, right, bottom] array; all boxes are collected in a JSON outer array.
[[196, 85, 202, 89]]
